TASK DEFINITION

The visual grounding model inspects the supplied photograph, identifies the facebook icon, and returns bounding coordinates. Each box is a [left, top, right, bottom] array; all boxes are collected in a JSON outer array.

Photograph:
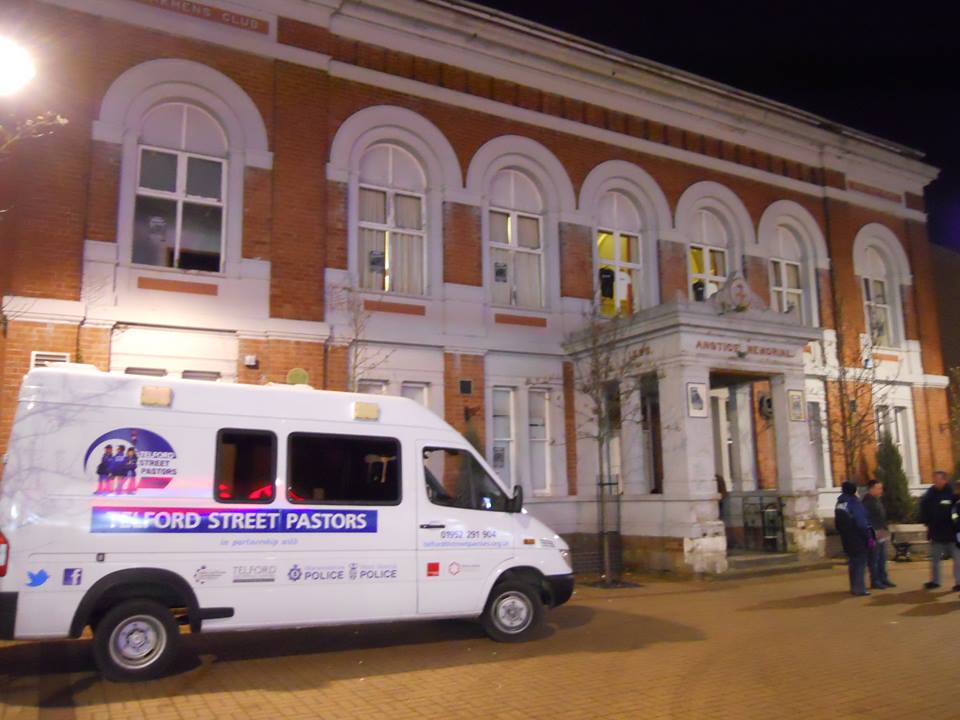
[[62, 568, 82, 586]]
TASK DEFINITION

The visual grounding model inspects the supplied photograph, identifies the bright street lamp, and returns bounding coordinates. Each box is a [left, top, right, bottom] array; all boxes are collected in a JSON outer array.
[[0, 36, 36, 97]]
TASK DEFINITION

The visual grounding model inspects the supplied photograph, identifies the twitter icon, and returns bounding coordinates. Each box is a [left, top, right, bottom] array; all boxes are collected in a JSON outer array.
[[27, 570, 49, 587]]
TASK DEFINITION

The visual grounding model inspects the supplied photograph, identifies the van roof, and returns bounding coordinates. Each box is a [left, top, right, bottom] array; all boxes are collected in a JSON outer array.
[[19, 365, 459, 434]]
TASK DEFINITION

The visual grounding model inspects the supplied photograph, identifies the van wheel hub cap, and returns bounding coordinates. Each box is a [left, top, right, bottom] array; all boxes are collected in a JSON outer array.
[[493, 591, 532, 633], [109, 616, 166, 669]]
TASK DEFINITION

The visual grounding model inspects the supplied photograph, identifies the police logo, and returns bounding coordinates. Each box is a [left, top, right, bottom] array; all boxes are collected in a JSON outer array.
[[288, 564, 303, 582]]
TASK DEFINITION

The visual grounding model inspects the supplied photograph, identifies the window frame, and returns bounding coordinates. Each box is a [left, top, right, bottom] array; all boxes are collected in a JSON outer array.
[[769, 258, 804, 322], [688, 243, 727, 301], [491, 387, 516, 486], [862, 276, 894, 347], [286, 431, 403, 507], [488, 206, 545, 309], [357, 180, 428, 297], [213, 428, 278, 505], [422, 444, 511, 512], [597, 227, 643, 317], [527, 387, 551, 495], [133, 104, 228, 274]]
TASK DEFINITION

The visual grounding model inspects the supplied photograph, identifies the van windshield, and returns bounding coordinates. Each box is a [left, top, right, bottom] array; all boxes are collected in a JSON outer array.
[[423, 447, 508, 512]]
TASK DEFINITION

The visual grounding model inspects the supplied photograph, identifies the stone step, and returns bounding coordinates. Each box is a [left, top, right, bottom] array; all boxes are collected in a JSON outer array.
[[717, 557, 837, 580], [726, 552, 799, 570]]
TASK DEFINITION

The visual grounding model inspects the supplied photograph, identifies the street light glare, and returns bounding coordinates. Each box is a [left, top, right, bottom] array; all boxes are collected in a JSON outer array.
[[0, 36, 36, 96]]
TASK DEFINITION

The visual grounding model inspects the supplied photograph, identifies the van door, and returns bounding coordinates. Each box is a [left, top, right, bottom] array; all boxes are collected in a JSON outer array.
[[416, 444, 516, 615]]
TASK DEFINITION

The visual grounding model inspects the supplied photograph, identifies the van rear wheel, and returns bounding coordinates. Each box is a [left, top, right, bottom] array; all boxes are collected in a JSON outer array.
[[92, 600, 180, 682], [481, 581, 544, 643]]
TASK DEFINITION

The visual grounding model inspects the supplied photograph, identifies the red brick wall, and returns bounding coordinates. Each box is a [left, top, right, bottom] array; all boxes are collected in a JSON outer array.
[[658, 239, 688, 302], [78, 325, 111, 370], [817, 269, 835, 330], [563, 361, 578, 495], [326, 181, 349, 272], [559, 223, 593, 300], [86, 142, 122, 243], [235, 337, 332, 390], [743, 255, 770, 309], [443, 352, 485, 443], [243, 167, 273, 260], [443, 202, 482, 286], [913, 386, 953, 483], [270, 62, 328, 321], [905, 220, 944, 374]]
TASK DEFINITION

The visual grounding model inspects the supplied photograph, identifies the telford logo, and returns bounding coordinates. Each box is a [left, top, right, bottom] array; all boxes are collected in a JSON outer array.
[[426, 562, 440, 577], [233, 565, 276, 583]]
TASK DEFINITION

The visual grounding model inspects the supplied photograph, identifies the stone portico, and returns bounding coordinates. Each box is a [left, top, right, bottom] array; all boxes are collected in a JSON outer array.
[[543, 284, 825, 574]]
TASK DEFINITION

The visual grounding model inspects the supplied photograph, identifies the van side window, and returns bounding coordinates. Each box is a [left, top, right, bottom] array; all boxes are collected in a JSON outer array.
[[423, 447, 508, 512], [287, 433, 401, 505], [216, 430, 277, 503]]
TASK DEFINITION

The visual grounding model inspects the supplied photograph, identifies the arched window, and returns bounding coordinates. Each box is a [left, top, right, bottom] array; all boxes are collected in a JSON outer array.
[[357, 144, 427, 295], [852, 224, 911, 348], [769, 224, 805, 321], [489, 169, 544, 309], [861, 246, 894, 347], [689, 209, 729, 301], [133, 103, 228, 272], [597, 191, 643, 317]]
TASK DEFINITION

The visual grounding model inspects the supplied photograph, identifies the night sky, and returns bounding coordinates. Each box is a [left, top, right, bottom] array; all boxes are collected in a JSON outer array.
[[472, 1, 960, 249]]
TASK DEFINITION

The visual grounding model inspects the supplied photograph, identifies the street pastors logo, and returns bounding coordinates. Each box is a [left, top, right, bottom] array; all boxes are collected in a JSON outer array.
[[84, 427, 178, 494]]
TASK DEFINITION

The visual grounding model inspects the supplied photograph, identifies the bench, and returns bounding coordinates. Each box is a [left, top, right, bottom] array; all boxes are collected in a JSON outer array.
[[890, 527, 929, 562]]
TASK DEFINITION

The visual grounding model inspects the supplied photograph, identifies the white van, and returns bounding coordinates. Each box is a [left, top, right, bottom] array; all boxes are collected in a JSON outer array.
[[0, 365, 573, 681]]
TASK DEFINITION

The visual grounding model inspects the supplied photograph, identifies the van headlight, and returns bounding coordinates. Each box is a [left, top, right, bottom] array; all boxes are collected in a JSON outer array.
[[559, 549, 572, 570]]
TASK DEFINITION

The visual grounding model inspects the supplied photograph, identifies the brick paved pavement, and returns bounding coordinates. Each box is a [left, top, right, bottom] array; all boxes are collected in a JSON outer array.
[[0, 562, 956, 720]]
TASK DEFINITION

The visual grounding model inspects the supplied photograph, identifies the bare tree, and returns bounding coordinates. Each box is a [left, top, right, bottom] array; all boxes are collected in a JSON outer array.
[[328, 278, 394, 391], [828, 300, 899, 483], [0, 111, 68, 162], [564, 304, 650, 585]]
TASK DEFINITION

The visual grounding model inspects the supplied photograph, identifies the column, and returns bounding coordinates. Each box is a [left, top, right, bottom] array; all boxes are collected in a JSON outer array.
[[728, 384, 758, 492], [657, 361, 726, 573], [771, 371, 825, 557]]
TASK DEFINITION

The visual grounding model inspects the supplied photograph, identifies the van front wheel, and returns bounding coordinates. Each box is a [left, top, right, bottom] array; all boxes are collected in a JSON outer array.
[[481, 581, 544, 643], [92, 600, 180, 682]]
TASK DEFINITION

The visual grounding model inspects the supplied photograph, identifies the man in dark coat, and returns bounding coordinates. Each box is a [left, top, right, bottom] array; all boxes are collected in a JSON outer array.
[[835, 481, 873, 596], [862, 480, 895, 589], [919, 470, 959, 590]]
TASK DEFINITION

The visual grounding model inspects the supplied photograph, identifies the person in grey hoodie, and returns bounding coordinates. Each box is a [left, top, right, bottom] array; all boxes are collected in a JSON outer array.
[[863, 480, 895, 589]]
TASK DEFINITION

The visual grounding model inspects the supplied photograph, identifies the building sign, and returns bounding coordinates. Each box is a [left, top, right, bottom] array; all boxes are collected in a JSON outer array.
[[694, 339, 796, 359], [133, 0, 269, 35]]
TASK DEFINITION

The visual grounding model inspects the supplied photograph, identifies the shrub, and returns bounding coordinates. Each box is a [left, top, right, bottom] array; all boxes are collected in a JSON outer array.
[[875, 433, 914, 523]]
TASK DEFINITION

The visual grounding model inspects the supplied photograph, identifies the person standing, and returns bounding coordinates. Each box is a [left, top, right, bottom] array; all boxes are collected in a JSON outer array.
[[862, 480, 895, 589], [919, 470, 960, 590], [835, 481, 874, 596]]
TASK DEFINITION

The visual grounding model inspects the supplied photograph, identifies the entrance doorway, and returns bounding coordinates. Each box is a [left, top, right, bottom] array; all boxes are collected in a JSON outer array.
[[709, 371, 786, 553]]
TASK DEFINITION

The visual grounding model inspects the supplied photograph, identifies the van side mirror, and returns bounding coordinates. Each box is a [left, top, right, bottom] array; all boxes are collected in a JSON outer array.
[[508, 484, 523, 513]]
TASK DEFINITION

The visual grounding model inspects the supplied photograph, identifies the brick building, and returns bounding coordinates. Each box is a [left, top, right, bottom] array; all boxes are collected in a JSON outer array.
[[0, 0, 951, 572]]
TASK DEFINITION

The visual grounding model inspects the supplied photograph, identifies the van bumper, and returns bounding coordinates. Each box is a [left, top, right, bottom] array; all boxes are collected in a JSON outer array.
[[0, 592, 17, 640], [545, 573, 575, 607]]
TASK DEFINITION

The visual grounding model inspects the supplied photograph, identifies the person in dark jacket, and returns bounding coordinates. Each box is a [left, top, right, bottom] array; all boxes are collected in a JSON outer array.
[[919, 470, 960, 590], [835, 481, 874, 596], [863, 480, 895, 589]]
